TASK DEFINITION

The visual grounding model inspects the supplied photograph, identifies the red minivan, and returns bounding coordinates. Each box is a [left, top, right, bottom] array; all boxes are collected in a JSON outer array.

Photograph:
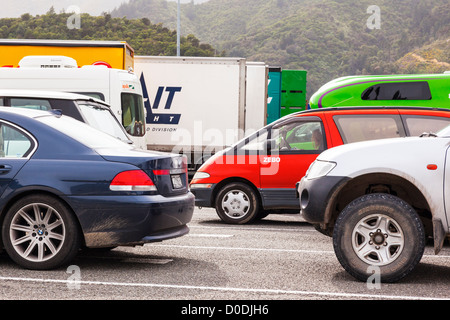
[[190, 107, 450, 224]]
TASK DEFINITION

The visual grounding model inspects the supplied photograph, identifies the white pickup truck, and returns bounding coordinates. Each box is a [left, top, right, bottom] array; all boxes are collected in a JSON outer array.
[[297, 127, 450, 283]]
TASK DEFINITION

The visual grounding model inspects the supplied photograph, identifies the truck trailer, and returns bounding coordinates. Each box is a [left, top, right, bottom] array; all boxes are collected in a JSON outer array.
[[0, 39, 134, 70], [135, 56, 268, 174]]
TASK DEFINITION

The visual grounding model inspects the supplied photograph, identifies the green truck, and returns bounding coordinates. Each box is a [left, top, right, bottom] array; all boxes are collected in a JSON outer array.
[[309, 73, 450, 109]]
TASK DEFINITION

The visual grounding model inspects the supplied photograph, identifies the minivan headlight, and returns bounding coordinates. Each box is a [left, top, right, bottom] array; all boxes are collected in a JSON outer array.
[[192, 171, 210, 180], [306, 160, 336, 180]]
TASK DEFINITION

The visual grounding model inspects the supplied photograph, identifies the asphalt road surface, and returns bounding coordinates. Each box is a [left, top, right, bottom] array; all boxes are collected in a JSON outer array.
[[1, 207, 450, 307]]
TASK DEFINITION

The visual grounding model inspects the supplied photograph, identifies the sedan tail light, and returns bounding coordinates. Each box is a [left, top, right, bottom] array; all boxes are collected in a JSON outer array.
[[110, 170, 157, 191]]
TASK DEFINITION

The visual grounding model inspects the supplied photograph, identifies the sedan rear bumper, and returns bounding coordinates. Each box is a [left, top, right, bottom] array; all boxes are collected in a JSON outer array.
[[68, 192, 195, 248]]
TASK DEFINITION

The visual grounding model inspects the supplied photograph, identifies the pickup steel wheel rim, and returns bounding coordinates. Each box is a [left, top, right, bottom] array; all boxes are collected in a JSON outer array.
[[9, 203, 66, 262], [351, 213, 404, 266], [221, 189, 250, 219]]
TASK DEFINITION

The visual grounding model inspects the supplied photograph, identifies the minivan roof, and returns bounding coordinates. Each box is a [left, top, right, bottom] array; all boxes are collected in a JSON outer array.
[[0, 89, 107, 105]]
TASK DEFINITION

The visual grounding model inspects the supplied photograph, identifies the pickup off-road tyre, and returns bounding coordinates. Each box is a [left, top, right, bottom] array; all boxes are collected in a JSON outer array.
[[215, 182, 260, 224], [333, 193, 425, 283]]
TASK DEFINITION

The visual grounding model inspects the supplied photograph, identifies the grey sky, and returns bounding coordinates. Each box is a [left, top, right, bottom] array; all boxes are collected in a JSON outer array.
[[0, 0, 210, 18]]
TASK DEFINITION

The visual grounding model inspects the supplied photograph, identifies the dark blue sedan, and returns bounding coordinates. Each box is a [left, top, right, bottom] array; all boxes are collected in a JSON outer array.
[[0, 107, 194, 270]]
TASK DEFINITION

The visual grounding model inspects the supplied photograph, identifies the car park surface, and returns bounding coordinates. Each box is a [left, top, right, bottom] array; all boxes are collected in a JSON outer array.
[[297, 125, 450, 282], [2, 208, 450, 303], [0, 107, 193, 270], [190, 106, 450, 224]]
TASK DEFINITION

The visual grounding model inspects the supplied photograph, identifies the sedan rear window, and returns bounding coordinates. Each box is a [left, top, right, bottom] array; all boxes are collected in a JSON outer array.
[[78, 103, 130, 141], [37, 115, 133, 150]]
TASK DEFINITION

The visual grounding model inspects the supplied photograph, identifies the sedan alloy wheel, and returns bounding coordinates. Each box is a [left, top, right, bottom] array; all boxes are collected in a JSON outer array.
[[2, 195, 81, 270]]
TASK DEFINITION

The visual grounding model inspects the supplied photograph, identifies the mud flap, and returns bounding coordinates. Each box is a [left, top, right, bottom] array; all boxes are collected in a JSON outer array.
[[433, 218, 446, 254]]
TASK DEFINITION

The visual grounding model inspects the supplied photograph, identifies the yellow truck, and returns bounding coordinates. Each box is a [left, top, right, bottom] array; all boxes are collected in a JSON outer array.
[[0, 39, 134, 70]]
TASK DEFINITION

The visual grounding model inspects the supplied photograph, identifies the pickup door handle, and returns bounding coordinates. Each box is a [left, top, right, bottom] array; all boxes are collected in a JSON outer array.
[[0, 165, 12, 174]]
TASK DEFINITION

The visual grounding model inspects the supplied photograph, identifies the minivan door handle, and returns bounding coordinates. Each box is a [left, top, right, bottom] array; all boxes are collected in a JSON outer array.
[[0, 165, 12, 174]]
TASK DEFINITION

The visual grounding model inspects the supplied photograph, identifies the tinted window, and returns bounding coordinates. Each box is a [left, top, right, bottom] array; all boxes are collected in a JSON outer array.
[[403, 115, 450, 136], [334, 115, 404, 143], [0, 122, 33, 158], [121, 93, 145, 137], [10, 98, 52, 110], [49, 99, 84, 121], [361, 82, 431, 100]]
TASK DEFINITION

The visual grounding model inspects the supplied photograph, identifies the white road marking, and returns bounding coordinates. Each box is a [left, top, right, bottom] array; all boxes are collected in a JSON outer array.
[[153, 244, 335, 254], [0, 275, 443, 300], [151, 244, 450, 259], [188, 234, 234, 238], [189, 225, 316, 232]]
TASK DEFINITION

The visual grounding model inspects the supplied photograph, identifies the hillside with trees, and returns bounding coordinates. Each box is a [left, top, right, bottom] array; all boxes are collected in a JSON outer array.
[[0, 9, 219, 57], [112, 0, 450, 96]]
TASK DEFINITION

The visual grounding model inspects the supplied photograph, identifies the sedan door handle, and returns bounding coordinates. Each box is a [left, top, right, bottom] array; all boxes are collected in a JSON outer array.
[[0, 165, 12, 174]]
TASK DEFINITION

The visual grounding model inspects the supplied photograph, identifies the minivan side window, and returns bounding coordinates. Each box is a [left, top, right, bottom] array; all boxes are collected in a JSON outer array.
[[271, 120, 326, 153], [361, 82, 432, 100], [403, 115, 450, 136], [334, 115, 405, 143]]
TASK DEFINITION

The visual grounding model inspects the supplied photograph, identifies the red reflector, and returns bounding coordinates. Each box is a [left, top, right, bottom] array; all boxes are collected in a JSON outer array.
[[153, 169, 170, 175], [110, 170, 156, 191], [427, 164, 438, 170]]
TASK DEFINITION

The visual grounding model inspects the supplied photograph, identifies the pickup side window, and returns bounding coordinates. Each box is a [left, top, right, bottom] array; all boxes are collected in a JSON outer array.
[[361, 82, 431, 100], [402, 115, 450, 136], [334, 114, 405, 144]]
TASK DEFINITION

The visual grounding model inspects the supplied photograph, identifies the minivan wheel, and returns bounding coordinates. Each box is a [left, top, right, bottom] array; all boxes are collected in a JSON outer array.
[[333, 193, 425, 283], [2, 195, 81, 270], [215, 182, 260, 224]]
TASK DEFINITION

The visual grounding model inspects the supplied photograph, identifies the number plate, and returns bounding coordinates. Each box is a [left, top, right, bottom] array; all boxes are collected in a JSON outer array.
[[171, 174, 183, 189]]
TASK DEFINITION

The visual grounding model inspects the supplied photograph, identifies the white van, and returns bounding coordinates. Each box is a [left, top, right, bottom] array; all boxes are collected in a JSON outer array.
[[0, 56, 146, 149], [0, 90, 132, 144]]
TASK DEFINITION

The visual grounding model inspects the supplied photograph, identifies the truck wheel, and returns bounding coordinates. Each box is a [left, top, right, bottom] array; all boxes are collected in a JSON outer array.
[[333, 193, 425, 283], [2, 195, 81, 270], [215, 182, 260, 224]]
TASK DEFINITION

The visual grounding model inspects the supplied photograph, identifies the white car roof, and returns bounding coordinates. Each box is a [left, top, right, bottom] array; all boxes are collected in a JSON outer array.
[[0, 89, 107, 106]]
